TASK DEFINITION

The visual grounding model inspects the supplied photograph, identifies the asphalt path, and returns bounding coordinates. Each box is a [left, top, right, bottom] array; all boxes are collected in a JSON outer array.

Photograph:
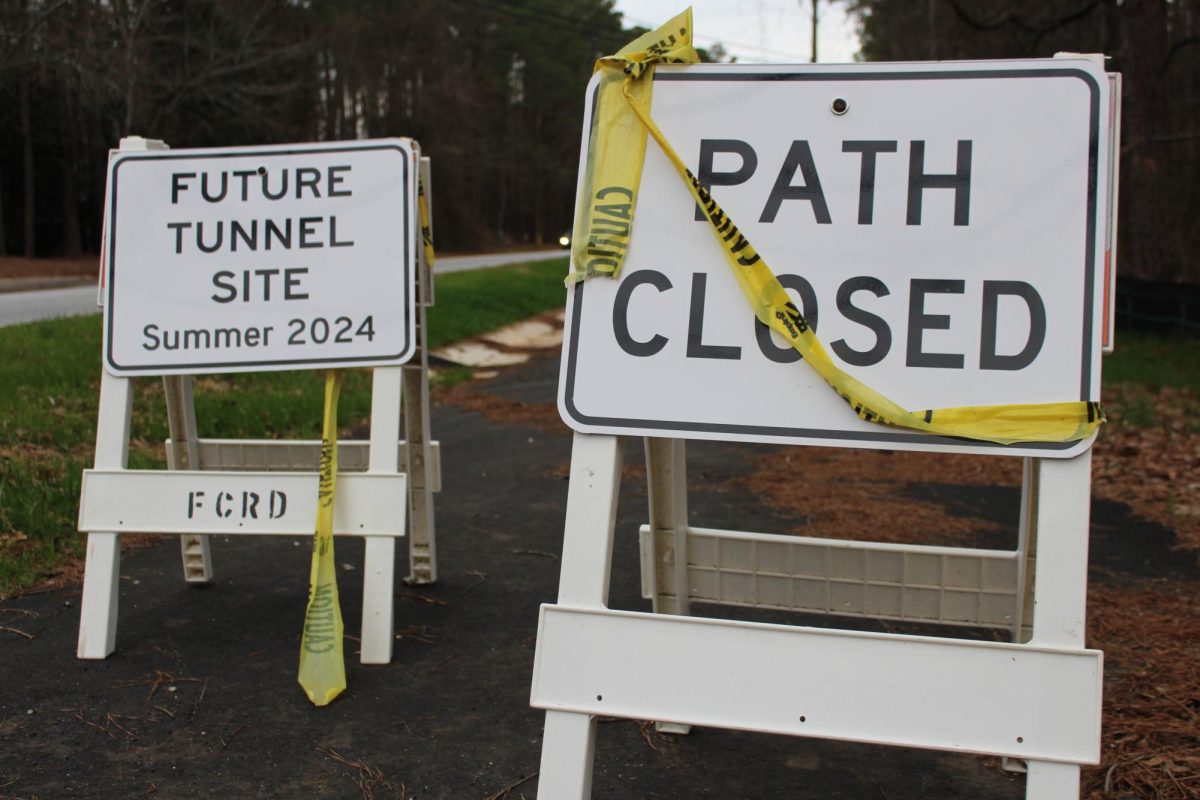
[[0, 250, 566, 328]]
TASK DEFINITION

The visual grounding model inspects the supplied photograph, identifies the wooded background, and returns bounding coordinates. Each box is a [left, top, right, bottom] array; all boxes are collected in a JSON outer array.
[[1, 0, 1197, 283]]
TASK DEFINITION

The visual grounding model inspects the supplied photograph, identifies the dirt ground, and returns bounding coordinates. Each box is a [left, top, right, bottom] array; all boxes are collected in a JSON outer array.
[[0, 257, 98, 280], [1, 274, 1197, 798]]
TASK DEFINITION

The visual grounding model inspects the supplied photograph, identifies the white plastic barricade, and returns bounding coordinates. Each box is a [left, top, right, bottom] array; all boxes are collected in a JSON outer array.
[[163, 154, 441, 589], [532, 57, 1118, 798], [78, 136, 440, 664]]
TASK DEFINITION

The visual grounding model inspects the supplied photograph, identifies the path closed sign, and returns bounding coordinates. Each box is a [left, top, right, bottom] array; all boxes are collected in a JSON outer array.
[[102, 139, 418, 375], [559, 60, 1113, 457]]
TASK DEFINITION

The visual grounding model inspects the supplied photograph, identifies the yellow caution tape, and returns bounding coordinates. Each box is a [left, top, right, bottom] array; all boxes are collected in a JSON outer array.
[[298, 370, 346, 706], [573, 8, 1105, 446], [568, 8, 698, 283], [418, 175, 436, 271]]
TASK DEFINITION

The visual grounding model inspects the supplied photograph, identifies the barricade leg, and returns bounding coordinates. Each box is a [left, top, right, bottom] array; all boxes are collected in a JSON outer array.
[[163, 375, 213, 583], [1023, 452, 1093, 799], [1014, 457, 1040, 644], [538, 710, 597, 797], [360, 536, 396, 664], [1026, 762, 1081, 799], [77, 371, 133, 659], [644, 437, 694, 735], [77, 533, 121, 658], [535, 433, 624, 800], [644, 438, 689, 616], [403, 306, 436, 584], [555, 434, 623, 605], [1003, 457, 1040, 773], [360, 366, 405, 664]]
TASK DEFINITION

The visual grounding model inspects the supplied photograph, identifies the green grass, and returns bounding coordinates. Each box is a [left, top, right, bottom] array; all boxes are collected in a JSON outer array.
[[0, 456, 85, 593], [1100, 331, 1200, 429], [1103, 331, 1200, 392], [0, 258, 568, 596], [425, 258, 568, 350]]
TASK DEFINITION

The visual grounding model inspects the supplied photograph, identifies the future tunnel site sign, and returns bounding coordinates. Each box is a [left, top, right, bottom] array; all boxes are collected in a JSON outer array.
[[102, 139, 417, 375], [558, 60, 1113, 458]]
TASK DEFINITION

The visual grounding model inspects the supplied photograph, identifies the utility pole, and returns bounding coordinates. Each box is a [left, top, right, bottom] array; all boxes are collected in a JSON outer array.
[[810, 0, 819, 63]]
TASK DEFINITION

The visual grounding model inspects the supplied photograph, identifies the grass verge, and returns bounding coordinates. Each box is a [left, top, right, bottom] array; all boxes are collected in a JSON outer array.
[[1102, 330, 1200, 393], [425, 258, 568, 350], [1102, 331, 1200, 430], [0, 258, 568, 596]]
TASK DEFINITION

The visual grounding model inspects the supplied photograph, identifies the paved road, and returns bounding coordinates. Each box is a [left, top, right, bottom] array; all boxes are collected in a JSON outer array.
[[0, 283, 102, 328], [0, 250, 566, 328]]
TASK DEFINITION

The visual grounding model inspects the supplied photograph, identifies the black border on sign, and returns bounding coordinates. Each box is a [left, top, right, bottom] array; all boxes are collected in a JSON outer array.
[[104, 143, 413, 374], [561, 68, 1102, 452]]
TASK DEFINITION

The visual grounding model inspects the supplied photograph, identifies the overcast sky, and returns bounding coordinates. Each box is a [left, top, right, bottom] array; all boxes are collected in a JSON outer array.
[[611, 1, 862, 64]]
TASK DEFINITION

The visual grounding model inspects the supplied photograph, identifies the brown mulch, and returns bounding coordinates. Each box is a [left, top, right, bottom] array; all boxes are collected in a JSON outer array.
[[1085, 387, 1200, 797], [1093, 384, 1200, 555], [0, 256, 98, 279], [436, 373, 562, 432], [736, 385, 1200, 558], [739, 446, 1022, 547], [1085, 583, 1200, 799]]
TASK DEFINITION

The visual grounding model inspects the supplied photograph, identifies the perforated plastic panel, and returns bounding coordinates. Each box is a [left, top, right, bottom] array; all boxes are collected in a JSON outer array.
[[641, 525, 1022, 629], [175, 438, 440, 491]]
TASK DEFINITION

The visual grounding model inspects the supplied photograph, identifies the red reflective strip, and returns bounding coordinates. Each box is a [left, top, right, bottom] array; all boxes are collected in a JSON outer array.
[[1102, 249, 1112, 348]]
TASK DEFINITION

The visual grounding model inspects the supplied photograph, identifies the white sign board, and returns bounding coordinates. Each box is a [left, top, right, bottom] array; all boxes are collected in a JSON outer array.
[[559, 60, 1111, 458], [102, 139, 418, 375]]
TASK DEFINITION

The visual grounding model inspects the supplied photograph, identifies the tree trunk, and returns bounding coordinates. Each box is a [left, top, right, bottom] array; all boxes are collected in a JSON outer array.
[[61, 160, 82, 257], [119, 0, 141, 135], [60, 90, 82, 257], [330, 59, 343, 139], [927, 0, 937, 60], [0, 160, 8, 256], [20, 73, 35, 258]]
